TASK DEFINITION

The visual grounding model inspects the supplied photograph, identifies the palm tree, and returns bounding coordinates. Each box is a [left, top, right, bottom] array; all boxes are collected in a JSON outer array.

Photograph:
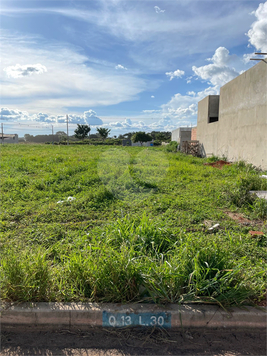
[[96, 127, 111, 141], [74, 124, 91, 140]]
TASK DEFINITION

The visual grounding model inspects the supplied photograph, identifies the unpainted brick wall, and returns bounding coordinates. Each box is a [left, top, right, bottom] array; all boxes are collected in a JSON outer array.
[[191, 127, 197, 141]]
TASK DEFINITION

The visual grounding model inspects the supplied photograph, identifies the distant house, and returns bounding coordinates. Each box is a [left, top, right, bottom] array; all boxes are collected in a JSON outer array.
[[196, 61, 267, 170], [0, 134, 18, 144], [122, 139, 132, 146], [131, 141, 154, 147], [171, 127, 192, 147]]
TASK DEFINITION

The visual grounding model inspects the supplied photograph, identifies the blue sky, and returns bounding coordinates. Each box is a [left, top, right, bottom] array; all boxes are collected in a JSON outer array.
[[1, 0, 266, 136]]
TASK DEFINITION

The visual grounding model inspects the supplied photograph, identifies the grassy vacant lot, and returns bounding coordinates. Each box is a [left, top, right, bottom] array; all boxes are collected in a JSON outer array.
[[0, 144, 266, 306]]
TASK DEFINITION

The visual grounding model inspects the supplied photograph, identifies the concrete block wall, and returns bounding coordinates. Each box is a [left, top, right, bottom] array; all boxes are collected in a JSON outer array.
[[171, 128, 192, 145], [197, 61, 267, 169], [171, 128, 180, 142], [131, 141, 153, 147], [0, 134, 19, 144]]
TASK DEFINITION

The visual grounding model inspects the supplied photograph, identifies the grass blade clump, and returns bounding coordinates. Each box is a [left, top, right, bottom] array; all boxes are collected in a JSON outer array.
[[1, 247, 52, 302], [105, 213, 176, 255]]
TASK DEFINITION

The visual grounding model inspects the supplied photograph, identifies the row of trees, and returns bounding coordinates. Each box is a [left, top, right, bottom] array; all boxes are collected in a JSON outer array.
[[131, 132, 152, 145], [74, 126, 171, 143], [23, 125, 171, 145], [23, 128, 111, 143], [117, 131, 171, 141], [74, 125, 111, 141]]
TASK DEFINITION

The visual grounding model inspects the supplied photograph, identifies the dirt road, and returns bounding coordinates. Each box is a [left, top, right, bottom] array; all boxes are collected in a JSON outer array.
[[1, 326, 266, 356]]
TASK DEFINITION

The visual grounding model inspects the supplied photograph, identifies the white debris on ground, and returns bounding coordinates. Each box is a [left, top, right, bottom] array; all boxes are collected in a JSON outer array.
[[57, 197, 76, 204], [67, 196, 76, 201], [208, 223, 220, 231], [249, 191, 267, 200], [260, 175, 267, 179]]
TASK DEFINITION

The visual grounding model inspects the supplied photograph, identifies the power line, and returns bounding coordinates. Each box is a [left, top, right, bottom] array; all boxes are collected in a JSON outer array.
[[0, 122, 94, 127], [250, 52, 267, 62]]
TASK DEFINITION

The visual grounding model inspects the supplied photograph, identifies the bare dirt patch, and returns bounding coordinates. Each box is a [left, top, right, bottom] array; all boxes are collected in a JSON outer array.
[[1, 326, 266, 356], [204, 161, 232, 169], [224, 212, 251, 225], [224, 211, 266, 231]]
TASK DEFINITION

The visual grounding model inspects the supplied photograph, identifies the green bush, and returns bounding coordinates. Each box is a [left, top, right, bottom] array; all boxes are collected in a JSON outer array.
[[227, 175, 267, 209], [165, 141, 178, 152], [153, 140, 162, 146]]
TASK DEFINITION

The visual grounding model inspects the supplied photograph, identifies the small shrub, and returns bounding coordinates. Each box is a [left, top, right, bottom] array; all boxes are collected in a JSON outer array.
[[227, 175, 267, 210], [165, 141, 178, 152], [153, 140, 162, 146], [206, 155, 228, 163], [253, 198, 267, 219]]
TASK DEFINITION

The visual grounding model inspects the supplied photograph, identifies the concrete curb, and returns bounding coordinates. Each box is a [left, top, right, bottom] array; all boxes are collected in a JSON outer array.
[[1, 303, 266, 329]]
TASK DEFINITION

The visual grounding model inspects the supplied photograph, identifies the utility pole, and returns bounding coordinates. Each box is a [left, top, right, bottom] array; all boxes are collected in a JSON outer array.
[[1, 123, 3, 144], [66, 114, 69, 145]]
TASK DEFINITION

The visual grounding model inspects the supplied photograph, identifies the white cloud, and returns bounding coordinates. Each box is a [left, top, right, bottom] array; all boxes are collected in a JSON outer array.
[[59, 111, 103, 125], [142, 109, 160, 114], [148, 116, 176, 131], [3, 63, 47, 78], [165, 69, 185, 81], [109, 121, 123, 127], [186, 76, 193, 84], [140, 85, 218, 127], [154, 6, 165, 14], [247, 1, 267, 52], [243, 52, 258, 63], [31, 112, 53, 122], [161, 86, 219, 122], [123, 118, 133, 128], [109, 118, 133, 128], [107, 116, 176, 132], [83, 110, 103, 125], [115, 64, 127, 70], [157, 117, 173, 127], [68, 115, 87, 125], [151, 95, 155, 98], [207, 47, 230, 66], [0, 106, 103, 126], [63, 113, 102, 125], [54, 111, 102, 125], [192, 47, 240, 86], [0, 32, 147, 113], [0, 107, 29, 120], [1, 3, 259, 73]]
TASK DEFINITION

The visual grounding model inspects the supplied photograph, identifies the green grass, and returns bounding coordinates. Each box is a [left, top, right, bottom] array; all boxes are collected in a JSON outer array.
[[0, 144, 266, 306]]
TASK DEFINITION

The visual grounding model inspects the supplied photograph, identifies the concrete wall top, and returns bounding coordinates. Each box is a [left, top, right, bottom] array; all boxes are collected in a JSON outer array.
[[196, 61, 267, 169], [179, 127, 192, 132], [219, 61, 267, 120]]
